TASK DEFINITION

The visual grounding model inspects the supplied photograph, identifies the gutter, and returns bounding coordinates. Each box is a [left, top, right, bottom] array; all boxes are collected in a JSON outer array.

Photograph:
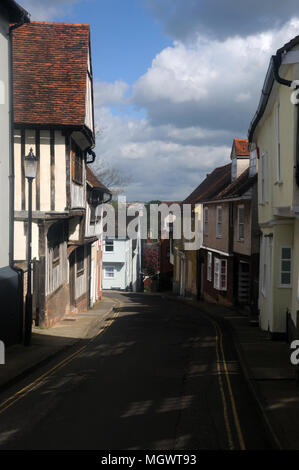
[[248, 51, 294, 143], [8, 13, 30, 267]]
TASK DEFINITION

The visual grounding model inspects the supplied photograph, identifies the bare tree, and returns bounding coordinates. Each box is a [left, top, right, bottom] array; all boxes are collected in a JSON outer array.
[[91, 124, 131, 197], [93, 159, 131, 197]]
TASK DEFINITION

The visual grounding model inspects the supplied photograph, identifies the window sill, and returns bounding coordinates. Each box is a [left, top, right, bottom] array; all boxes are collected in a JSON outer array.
[[279, 285, 292, 289], [72, 179, 84, 186]]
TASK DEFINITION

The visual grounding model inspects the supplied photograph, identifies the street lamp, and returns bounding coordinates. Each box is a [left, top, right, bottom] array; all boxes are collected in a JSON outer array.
[[24, 148, 38, 346]]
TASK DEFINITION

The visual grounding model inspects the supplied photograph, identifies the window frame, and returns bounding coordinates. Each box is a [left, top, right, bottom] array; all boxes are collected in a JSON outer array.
[[237, 205, 245, 242], [279, 246, 292, 288], [261, 152, 265, 204], [214, 257, 227, 291], [76, 246, 85, 278], [261, 237, 267, 297], [249, 149, 257, 177], [105, 240, 114, 252], [104, 266, 115, 279], [276, 101, 281, 183], [71, 139, 84, 186], [216, 206, 222, 238], [207, 251, 212, 282], [203, 207, 209, 236]]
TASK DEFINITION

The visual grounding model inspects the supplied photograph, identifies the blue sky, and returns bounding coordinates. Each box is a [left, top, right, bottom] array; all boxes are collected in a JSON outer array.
[[20, 1, 299, 201], [61, 0, 172, 84]]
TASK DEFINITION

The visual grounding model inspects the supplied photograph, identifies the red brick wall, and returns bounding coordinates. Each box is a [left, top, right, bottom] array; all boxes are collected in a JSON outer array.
[[44, 283, 71, 328]]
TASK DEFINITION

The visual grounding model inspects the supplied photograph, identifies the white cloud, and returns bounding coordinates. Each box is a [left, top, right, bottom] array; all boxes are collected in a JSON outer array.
[[91, 108, 230, 201], [132, 19, 299, 131], [94, 80, 129, 107], [92, 18, 299, 201]]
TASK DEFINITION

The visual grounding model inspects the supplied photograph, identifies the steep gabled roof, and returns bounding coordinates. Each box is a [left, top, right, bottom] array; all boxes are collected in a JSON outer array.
[[12, 21, 91, 129], [184, 163, 232, 205], [86, 167, 111, 194], [213, 167, 257, 201]]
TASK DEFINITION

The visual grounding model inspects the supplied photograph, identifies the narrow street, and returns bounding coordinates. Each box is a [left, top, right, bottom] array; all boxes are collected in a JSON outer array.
[[0, 293, 273, 450]]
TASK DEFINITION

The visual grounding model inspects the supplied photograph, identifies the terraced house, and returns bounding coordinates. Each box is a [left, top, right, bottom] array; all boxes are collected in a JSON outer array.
[[248, 34, 299, 338], [173, 163, 231, 299], [201, 139, 259, 310], [12, 21, 101, 327]]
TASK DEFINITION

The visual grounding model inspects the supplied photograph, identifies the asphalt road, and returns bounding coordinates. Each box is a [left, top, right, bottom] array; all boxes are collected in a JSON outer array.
[[0, 293, 274, 450]]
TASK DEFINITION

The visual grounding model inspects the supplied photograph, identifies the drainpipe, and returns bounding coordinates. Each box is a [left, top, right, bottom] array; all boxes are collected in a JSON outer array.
[[8, 15, 29, 267], [272, 54, 292, 88]]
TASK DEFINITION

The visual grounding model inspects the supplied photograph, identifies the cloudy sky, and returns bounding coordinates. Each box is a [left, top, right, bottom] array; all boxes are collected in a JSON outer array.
[[20, 0, 299, 201]]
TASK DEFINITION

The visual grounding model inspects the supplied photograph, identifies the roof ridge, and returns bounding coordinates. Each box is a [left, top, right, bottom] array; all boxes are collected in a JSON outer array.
[[29, 21, 90, 27]]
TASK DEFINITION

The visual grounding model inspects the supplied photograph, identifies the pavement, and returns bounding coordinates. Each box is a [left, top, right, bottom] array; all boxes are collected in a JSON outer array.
[[161, 292, 299, 450], [0, 295, 119, 392], [0, 290, 299, 449]]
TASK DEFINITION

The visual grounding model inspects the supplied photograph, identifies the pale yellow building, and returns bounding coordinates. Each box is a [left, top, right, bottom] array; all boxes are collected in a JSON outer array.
[[248, 35, 299, 338]]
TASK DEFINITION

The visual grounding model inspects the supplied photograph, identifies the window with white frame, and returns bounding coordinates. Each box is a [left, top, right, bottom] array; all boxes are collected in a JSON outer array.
[[216, 206, 222, 238], [261, 153, 265, 204], [280, 247, 292, 287], [204, 207, 209, 236], [276, 101, 281, 182], [104, 266, 115, 279], [207, 251, 212, 281], [262, 237, 267, 296], [105, 240, 114, 252], [237, 205, 245, 241], [249, 149, 257, 176], [214, 257, 227, 291]]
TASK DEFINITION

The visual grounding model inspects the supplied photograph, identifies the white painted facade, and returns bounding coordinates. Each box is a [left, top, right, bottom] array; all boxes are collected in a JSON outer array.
[[102, 216, 142, 292], [102, 238, 133, 291]]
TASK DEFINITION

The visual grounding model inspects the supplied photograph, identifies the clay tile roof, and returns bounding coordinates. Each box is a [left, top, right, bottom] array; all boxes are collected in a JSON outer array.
[[12, 21, 90, 127], [214, 167, 257, 200], [86, 167, 111, 193], [234, 138, 249, 156], [184, 163, 232, 204]]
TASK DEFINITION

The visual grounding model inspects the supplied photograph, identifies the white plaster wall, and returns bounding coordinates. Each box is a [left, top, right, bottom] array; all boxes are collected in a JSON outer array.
[[55, 131, 66, 211], [14, 130, 22, 211], [40, 130, 51, 211], [14, 221, 26, 261]]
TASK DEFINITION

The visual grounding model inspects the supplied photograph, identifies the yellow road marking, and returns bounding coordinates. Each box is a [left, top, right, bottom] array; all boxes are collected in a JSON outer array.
[[0, 301, 122, 416], [205, 314, 246, 450], [215, 321, 246, 450], [214, 329, 234, 450]]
